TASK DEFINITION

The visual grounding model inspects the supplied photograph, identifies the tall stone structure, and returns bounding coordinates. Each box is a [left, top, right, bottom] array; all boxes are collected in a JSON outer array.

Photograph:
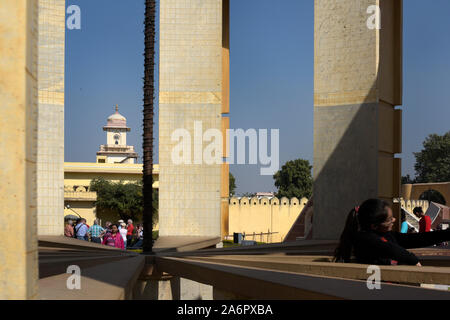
[[159, 0, 229, 238], [36, 0, 65, 235], [96, 106, 139, 164], [313, 0, 403, 239], [0, 0, 39, 299]]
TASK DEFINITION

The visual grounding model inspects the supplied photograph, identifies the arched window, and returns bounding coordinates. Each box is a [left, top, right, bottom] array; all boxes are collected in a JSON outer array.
[[114, 134, 120, 145], [419, 190, 446, 206]]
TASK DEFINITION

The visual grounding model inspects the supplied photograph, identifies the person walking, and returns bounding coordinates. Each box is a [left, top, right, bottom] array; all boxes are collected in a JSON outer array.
[[102, 224, 125, 250], [88, 220, 105, 244], [119, 222, 128, 248], [130, 224, 144, 248], [126, 219, 134, 247], [74, 218, 89, 241], [414, 207, 432, 233], [64, 220, 74, 238]]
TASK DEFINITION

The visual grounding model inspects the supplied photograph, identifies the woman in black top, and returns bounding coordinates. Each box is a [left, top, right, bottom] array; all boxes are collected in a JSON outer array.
[[334, 199, 450, 266]]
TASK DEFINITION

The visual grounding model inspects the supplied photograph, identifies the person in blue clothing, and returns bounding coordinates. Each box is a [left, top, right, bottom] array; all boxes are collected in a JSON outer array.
[[88, 219, 105, 244], [74, 218, 89, 241], [400, 209, 409, 234]]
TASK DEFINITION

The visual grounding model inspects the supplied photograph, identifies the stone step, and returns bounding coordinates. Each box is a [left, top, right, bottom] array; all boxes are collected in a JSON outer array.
[[39, 255, 145, 300]]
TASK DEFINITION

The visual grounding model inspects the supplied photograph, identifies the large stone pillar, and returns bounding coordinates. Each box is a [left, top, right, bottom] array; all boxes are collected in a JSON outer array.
[[36, 0, 65, 236], [401, 184, 413, 200], [159, 0, 228, 237], [313, 0, 403, 239], [0, 0, 39, 299], [221, 0, 230, 239]]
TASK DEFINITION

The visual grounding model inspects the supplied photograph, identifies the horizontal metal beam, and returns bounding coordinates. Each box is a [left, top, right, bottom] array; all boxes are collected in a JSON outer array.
[[183, 255, 450, 286], [155, 257, 450, 300], [160, 240, 339, 257]]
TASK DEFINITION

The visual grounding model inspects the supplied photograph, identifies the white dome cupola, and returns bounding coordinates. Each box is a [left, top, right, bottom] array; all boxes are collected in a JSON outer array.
[[106, 105, 127, 128], [96, 105, 138, 164]]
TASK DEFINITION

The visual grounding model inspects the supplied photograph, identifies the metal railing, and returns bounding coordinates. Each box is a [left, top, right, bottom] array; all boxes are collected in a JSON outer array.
[[225, 231, 279, 244]]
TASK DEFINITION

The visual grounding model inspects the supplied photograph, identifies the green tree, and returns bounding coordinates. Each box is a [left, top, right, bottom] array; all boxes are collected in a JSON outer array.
[[229, 173, 236, 197], [414, 131, 450, 183], [90, 178, 158, 226], [241, 192, 256, 198], [401, 174, 415, 184], [273, 159, 313, 199]]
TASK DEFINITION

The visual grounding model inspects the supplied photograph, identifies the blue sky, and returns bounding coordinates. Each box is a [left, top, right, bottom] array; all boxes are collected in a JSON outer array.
[[65, 0, 450, 195]]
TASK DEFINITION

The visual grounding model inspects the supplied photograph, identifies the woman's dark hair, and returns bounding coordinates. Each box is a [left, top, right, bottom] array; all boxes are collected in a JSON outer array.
[[401, 209, 406, 223], [334, 199, 390, 263]]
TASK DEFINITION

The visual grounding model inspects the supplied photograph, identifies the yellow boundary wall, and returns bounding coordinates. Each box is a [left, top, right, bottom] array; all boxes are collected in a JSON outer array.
[[229, 197, 308, 243]]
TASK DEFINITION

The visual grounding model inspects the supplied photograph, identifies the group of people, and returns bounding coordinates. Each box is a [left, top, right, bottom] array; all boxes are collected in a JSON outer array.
[[63, 200, 448, 264], [400, 206, 432, 233], [335, 199, 450, 266], [64, 218, 144, 250]]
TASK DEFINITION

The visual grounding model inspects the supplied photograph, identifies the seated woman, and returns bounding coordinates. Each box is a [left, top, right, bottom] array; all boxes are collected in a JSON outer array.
[[334, 199, 450, 266]]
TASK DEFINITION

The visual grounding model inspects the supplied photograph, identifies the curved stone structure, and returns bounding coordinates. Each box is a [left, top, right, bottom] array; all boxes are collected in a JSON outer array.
[[402, 183, 450, 205]]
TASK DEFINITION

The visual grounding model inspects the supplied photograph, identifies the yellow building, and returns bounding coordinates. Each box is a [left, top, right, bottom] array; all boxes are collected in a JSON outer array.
[[64, 108, 159, 224], [64, 162, 159, 225]]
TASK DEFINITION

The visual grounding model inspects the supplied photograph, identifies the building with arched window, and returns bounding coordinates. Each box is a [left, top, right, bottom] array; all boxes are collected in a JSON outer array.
[[96, 105, 138, 164], [64, 106, 158, 224]]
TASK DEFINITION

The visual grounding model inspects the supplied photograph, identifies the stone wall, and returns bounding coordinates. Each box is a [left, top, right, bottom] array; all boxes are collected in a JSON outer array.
[[402, 183, 450, 205], [159, 0, 227, 237], [400, 199, 430, 214], [37, 0, 65, 235], [313, 0, 403, 239], [229, 197, 308, 243], [0, 0, 39, 299]]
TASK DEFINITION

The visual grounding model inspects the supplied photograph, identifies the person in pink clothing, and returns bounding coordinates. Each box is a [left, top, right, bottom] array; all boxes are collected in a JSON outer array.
[[102, 224, 125, 250]]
